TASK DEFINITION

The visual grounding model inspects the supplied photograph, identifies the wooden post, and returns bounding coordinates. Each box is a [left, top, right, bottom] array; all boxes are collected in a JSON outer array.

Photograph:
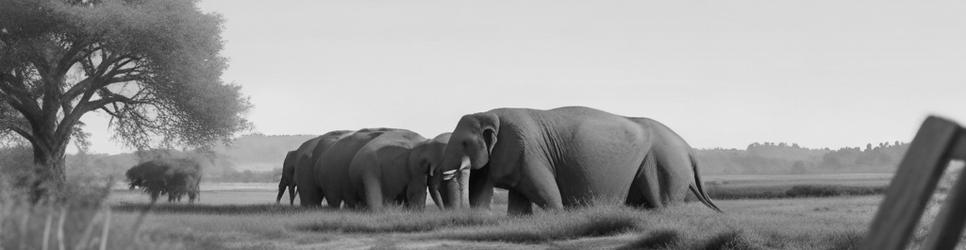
[[861, 116, 962, 250], [922, 162, 966, 250]]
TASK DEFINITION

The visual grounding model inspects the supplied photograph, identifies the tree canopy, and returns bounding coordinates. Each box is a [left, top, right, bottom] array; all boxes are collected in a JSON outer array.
[[0, 0, 250, 184]]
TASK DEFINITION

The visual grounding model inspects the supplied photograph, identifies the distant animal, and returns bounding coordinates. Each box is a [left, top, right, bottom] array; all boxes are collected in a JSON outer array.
[[429, 106, 720, 215], [276, 151, 298, 205], [126, 158, 202, 203]]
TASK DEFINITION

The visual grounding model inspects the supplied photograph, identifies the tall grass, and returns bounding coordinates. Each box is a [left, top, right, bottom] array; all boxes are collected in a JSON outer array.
[[0, 178, 180, 250]]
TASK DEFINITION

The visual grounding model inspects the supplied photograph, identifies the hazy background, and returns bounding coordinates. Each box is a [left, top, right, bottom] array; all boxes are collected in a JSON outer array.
[[76, 0, 966, 154]]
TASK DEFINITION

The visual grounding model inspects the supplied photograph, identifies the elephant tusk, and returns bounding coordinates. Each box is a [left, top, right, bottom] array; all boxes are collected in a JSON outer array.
[[442, 170, 457, 181], [443, 155, 472, 180], [459, 155, 471, 171]]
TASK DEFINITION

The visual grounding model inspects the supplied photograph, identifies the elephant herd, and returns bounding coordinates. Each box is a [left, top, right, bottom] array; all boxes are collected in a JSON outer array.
[[277, 129, 454, 210], [277, 106, 721, 214]]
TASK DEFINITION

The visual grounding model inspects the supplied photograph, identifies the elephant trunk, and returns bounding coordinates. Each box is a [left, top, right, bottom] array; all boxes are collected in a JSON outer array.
[[437, 156, 470, 209], [441, 178, 461, 209], [428, 175, 445, 209]]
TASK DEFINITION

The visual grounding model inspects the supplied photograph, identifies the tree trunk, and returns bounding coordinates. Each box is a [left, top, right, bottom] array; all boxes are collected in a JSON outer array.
[[30, 136, 69, 200], [34, 148, 67, 184]]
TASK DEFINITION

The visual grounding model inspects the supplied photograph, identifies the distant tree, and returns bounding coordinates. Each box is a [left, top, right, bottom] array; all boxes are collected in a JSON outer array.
[[866, 143, 873, 152], [0, 0, 250, 192], [790, 160, 808, 174]]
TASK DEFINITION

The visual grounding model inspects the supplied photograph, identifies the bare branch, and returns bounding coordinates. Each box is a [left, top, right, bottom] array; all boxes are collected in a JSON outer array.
[[8, 125, 32, 140]]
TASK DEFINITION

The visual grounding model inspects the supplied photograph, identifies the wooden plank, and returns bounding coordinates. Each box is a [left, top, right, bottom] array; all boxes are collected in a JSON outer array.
[[861, 116, 962, 250], [922, 159, 966, 250], [949, 133, 966, 161]]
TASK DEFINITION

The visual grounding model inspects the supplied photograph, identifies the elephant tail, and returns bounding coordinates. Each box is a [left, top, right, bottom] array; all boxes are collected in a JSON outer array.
[[688, 153, 722, 213]]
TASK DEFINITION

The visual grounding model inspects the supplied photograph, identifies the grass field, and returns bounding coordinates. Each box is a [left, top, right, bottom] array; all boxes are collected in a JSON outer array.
[[88, 174, 910, 249]]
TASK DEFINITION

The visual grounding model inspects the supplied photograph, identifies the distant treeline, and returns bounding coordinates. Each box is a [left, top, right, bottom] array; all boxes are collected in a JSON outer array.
[[0, 134, 913, 183], [696, 141, 909, 175], [0, 146, 283, 183]]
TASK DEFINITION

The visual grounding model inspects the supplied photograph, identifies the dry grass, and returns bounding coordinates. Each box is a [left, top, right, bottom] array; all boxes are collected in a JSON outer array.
[[52, 174, 897, 249], [107, 195, 877, 249], [296, 208, 500, 233]]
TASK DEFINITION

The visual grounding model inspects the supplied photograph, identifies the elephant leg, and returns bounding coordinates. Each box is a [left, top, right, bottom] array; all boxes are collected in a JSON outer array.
[[468, 167, 494, 209], [507, 190, 533, 215], [325, 197, 343, 209], [298, 186, 323, 207], [288, 185, 297, 205], [517, 161, 564, 211], [632, 153, 663, 208], [363, 176, 385, 211]]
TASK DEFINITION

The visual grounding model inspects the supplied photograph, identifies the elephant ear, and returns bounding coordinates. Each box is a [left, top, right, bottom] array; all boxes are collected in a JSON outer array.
[[482, 127, 497, 154]]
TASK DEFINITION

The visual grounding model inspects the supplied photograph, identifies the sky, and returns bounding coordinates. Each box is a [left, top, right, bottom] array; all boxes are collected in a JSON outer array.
[[76, 0, 966, 154]]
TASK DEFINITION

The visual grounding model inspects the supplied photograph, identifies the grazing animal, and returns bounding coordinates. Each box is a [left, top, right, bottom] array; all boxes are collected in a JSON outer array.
[[126, 158, 202, 203], [429, 106, 720, 215]]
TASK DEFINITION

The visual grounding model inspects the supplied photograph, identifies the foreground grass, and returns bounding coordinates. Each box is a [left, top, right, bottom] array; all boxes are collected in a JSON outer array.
[[115, 195, 880, 249]]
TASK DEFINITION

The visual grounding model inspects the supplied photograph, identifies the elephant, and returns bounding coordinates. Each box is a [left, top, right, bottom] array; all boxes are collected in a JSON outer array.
[[126, 158, 202, 203], [317, 128, 397, 208], [293, 130, 353, 207], [276, 150, 298, 205], [343, 129, 432, 210], [165, 165, 201, 203], [429, 106, 720, 215], [421, 133, 469, 209]]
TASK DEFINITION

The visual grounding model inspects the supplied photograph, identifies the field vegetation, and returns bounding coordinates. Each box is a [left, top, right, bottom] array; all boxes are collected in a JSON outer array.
[[91, 173, 904, 250]]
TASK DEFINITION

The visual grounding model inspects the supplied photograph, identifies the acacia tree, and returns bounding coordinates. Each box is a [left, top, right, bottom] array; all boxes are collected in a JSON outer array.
[[0, 0, 250, 188]]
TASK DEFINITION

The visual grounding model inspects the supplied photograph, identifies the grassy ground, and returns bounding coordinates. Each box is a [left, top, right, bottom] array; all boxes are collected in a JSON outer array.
[[97, 174, 896, 249], [113, 196, 876, 249]]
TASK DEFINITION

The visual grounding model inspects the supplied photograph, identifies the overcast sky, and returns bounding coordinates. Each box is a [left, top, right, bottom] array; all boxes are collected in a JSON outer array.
[[76, 0, 966, 154]]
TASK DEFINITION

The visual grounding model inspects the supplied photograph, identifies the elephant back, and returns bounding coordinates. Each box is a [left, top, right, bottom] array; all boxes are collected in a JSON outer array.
[[316, 128, 400, 204]]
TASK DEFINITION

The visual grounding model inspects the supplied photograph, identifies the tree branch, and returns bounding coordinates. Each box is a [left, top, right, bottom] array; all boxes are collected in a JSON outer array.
[[8, 125, 32, 141], [55, 38, 91, 76]]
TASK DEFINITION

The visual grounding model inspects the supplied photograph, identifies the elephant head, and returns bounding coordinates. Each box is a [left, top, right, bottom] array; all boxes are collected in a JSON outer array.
[[408, 133, 451, 209], [432, 113, 500, 209], [276, 150, 298, 205]]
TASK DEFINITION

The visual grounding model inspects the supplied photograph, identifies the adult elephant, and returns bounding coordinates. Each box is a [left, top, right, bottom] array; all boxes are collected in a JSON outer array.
[[276, 150, 298, 205], [126, 158, 202, 203], [293, 130, 353, 207], [165, 162, 202, 203], [430, 106, 720, 215], [344, 130, 441, 210], [317, 128, 396, 208], [422, 133, 469, 209]]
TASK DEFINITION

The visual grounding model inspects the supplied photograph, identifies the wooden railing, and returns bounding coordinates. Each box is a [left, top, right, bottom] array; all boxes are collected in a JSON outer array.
[[862, 116, 966, 250]]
